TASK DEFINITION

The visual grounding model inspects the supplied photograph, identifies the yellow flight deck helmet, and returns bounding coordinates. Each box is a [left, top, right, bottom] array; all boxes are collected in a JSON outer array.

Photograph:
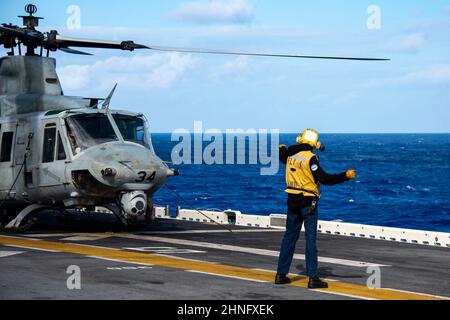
[[296, 129, 320, 148]]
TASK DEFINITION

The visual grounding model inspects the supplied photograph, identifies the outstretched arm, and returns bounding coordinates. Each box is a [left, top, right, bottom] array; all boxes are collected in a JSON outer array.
[[310, 156, 352, 185]]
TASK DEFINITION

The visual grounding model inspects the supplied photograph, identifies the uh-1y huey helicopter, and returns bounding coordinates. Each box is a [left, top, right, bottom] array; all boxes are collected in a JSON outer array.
[[0, 4, 388, 231]]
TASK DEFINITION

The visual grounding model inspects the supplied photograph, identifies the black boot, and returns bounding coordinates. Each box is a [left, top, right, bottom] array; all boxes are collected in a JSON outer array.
[[274, 274, 292, 285], [308, 276, 328, 289]]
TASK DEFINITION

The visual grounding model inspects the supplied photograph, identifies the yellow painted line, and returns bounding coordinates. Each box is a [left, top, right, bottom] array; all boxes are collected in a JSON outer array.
[[0, 235, 446, 300]]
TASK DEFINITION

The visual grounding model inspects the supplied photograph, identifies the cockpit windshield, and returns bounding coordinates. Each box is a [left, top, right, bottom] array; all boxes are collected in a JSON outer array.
[[65, 113, 118, 154], [112, 114, 153, 150]]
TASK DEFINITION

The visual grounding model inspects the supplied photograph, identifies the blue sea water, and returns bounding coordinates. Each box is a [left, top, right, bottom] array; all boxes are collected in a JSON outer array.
[[152, 134, 450, 233]]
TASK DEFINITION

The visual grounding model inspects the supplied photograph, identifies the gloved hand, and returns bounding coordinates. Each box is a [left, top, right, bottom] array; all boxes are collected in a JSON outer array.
[[279, 144, 287, 149], [346, 169, 356, 180], [315, 141, 325, 152], [314, 141, 321, 150]]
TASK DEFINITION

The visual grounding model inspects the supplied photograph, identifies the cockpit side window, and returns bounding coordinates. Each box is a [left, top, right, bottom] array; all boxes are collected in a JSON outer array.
[[65, 119, 78, 155], [42, 124, 56, 163], [56, 132, 67, 161]]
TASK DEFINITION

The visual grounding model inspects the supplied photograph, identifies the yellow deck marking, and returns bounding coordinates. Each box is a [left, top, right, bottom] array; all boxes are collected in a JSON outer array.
[[0, 235, 446, 300]]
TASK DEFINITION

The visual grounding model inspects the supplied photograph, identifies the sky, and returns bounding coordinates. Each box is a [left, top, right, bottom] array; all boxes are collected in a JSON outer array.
[[1, 0, 450, 133]]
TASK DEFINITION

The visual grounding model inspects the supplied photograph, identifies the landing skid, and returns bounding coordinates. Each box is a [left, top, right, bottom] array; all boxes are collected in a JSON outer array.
[[103, 204, 129, 227], [0, 204, 152, 232], [3, 204, 52, 232]]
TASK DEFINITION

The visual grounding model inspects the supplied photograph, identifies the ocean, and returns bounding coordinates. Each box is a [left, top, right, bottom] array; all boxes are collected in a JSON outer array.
[[151, 133, 450, 233]]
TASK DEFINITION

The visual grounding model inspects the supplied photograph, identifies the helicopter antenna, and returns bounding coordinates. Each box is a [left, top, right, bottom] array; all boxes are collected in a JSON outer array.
[[102, 83, 118, 110], [19, 4, 42, 29]]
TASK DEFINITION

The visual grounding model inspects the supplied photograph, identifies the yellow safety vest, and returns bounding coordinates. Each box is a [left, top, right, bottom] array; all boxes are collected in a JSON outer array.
[[285, 150, 320, 198]]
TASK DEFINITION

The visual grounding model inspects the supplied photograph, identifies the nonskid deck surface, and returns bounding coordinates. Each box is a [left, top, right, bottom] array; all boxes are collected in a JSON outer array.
[[0, 215, 449, 300]]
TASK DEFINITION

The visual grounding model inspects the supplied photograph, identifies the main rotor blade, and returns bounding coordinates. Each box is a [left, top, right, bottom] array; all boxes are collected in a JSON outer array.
[[147, 45, 390, 61], [54, 36, 148, 51], [41, 33, 389, 60], [59, 47, 92, 55], [0, 25, 28, 38]]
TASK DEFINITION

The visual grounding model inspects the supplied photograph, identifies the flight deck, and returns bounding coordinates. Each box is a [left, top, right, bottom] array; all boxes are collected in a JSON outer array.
[[1, 211, 449, 300]]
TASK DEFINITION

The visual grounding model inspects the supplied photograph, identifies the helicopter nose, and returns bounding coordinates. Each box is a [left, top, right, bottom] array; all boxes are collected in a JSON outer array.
[[70, 142, 173, 191]]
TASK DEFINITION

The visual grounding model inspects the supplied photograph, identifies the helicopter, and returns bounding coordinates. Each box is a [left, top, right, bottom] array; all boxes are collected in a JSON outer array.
[[0, 4, 388, 231]]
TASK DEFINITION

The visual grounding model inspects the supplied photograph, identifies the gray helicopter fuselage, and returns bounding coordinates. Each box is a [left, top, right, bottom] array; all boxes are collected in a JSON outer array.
[[0, 55, 174, 227]]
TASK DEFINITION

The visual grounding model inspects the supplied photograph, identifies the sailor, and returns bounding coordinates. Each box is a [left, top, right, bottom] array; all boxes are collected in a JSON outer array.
[[275, 129, 356, 288]]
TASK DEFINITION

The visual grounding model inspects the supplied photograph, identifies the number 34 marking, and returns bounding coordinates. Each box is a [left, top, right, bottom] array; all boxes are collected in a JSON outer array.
[[135, 171, 156, 183]]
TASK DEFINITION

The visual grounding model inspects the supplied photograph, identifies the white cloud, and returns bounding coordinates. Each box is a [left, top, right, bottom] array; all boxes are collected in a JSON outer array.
[[57, 65, 90, 91], [208, 57, 249, 79], [170, 0, 255, 25], [57, 53, 193, 92], [397, 65, 450, 84], [59, 24, 318, 42], [386, 32, 426, 52], [369, 65, 450, 87]]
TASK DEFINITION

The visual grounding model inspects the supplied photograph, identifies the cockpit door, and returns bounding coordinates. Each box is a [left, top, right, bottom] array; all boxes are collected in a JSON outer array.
[[36, 120, 68, 188]]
